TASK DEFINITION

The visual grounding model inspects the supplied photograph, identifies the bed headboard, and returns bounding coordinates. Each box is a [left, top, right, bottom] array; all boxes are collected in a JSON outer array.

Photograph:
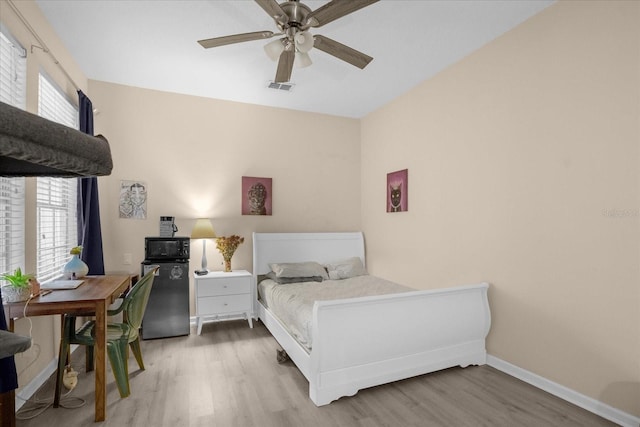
[[252, 232, 365, 276]]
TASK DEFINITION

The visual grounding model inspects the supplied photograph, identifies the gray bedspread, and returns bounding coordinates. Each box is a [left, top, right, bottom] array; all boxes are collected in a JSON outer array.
[[258, 275, 412, 351]]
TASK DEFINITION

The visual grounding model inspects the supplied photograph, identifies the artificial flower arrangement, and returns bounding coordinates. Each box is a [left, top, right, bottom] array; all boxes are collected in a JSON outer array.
[[0, 267, 36, 302], [215, 235, 244, 272], [0, 267, 34, 290]]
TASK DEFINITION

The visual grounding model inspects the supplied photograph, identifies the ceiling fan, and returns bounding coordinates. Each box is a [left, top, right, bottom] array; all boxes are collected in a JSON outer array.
[[197, 0, 379, 83]]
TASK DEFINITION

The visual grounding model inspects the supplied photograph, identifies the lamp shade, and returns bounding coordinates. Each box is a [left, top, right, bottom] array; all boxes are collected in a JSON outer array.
[[264, 38, 285, 61], [190, 218, 216, 239], [295, 51, 312, 68], [294, 31, 314, 53]]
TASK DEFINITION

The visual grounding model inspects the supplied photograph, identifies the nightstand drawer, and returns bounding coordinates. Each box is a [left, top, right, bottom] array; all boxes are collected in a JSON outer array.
[[193, 270, 254, 334], [198, 277, 251, 297], [197, 294, 251, 315]]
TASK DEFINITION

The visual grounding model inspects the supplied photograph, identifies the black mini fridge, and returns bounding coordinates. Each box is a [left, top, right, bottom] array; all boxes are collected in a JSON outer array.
[[141, 237, 190, 339]]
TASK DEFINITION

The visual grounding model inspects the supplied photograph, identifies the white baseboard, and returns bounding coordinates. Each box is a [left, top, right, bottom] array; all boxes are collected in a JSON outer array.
[[487, 355, 640, 427], [14, 345, 79, 411], [14, 358, 57, 410]]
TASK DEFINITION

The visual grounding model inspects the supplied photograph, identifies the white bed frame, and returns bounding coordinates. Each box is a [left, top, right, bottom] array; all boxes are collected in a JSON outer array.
[[253, 232, 491, 406]]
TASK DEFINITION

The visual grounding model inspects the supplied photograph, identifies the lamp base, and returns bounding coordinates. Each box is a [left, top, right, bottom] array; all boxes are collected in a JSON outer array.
[[194, 269, 208, 276]]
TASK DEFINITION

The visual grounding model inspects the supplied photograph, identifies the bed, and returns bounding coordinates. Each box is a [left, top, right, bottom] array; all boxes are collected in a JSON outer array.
[[252, 232, 491, 406]]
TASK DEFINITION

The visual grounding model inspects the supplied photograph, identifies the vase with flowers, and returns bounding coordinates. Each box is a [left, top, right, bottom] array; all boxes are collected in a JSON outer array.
[[215, 235, 244, 272], [63, 246, 89, 279]]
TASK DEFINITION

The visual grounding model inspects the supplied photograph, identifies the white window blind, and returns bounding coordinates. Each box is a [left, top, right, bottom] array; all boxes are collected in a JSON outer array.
[[0, 179, 25, 276], [0, 27, 26, 108], [0, 26, 26, 275], [37, 73, 79, 282]]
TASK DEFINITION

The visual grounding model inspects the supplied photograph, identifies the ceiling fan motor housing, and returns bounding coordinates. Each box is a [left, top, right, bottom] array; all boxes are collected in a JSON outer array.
[[278, 1, 311, 29]]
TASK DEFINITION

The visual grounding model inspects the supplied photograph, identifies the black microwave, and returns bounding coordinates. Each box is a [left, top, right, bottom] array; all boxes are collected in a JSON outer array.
[[144, 237, 190, 260]]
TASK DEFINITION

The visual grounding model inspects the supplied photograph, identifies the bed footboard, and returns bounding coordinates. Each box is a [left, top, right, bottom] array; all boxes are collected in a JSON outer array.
[[308, 282, 491, 406]]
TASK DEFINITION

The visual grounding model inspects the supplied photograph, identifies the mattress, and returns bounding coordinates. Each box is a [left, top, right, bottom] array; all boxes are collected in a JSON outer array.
[[258, 275, 412, 351]]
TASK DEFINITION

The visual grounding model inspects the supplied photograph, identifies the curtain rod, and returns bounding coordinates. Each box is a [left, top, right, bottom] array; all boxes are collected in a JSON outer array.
[[7, 0, 80, 92]]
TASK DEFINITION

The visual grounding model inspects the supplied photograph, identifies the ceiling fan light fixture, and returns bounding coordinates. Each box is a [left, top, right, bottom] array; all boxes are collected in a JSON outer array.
[[294, 31, 314, 53], [264, 38, 285, 61], [295, 51, 312, 68]]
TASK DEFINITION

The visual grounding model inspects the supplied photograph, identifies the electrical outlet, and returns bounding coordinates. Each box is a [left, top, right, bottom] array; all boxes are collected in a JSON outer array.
[[123, 253, 132, 265]]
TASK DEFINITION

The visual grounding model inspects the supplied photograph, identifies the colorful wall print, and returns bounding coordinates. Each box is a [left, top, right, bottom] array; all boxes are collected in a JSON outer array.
[[387, 169, 408, 213], [119, 180, 147, 219], [242, 176, 272, 215]]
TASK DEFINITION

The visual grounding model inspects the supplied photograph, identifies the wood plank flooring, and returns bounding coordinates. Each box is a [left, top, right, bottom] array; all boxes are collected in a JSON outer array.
[[15, 320, 615, 426]]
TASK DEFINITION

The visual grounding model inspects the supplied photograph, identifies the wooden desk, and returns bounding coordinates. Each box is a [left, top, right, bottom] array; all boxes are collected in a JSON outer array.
[[4, 275, 130, 422]]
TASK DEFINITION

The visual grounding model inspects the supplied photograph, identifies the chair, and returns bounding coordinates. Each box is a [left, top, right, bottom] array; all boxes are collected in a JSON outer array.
[[54, 267, 157, 403]]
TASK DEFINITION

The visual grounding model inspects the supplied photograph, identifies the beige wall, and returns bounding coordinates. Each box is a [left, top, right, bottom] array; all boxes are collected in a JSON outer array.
[[3, 0, 638, 419], [0, 0, 90, 392], [361, 0, 639, 417], [88, 81, 361, 314]]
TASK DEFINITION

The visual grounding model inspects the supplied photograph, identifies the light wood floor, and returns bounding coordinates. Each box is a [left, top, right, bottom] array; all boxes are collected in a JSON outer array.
[[15, 320, 614, 427]]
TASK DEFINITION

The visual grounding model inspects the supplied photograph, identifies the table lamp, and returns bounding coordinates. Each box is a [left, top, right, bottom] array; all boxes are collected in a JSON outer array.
[[191, 218, 216, 275]]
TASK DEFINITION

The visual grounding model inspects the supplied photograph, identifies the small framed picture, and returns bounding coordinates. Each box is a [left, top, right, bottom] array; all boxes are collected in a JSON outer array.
[[387, 169, 408, 213], [242, 176, 272, 215], [119, 180, 147, 219]]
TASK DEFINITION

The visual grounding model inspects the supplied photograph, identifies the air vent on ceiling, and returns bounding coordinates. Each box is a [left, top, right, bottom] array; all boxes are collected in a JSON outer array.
[[267, 81, 294, 92]]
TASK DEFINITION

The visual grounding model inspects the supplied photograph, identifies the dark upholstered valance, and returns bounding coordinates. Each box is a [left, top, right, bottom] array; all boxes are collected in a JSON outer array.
[[0, 101, 112, 177]]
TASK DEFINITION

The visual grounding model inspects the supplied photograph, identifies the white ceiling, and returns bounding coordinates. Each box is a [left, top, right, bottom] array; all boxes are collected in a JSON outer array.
[[35, 0, 554, 119]]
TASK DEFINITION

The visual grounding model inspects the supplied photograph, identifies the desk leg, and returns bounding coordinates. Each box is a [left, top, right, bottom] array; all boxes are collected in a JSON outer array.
[[94, 301, 107, 422]]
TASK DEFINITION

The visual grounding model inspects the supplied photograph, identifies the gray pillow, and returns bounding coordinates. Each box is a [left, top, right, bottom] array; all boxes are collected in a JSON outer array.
[[265, 271, 323, 284], [324, 257, 367, 280], [269, 261, 329, 280]]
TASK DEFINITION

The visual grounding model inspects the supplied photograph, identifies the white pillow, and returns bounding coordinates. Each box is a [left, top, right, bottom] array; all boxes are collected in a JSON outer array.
[[269, 261, 329, 280], [324, 257, 367, 280]]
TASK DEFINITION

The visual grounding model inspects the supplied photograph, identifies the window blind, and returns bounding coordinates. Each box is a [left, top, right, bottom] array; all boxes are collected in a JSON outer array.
[[0, 27, 26, 275], [0, 27, 26, 109], [37, 73, 79, 282]]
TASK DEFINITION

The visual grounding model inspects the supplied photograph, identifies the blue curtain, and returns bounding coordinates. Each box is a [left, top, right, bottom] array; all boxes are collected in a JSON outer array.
[[77, 90, 105, 274]]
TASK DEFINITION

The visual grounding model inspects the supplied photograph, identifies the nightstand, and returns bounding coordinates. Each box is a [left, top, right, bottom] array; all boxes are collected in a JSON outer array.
[[194, 270, 253, 335]]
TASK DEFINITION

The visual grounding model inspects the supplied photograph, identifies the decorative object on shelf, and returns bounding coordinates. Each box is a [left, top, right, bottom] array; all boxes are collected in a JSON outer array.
[[216, 235, 245, 272], [387, 168, 408, 213], [191, 218, 216, 275], [242, 176, 272, 215], [63, 246, 89, 279], [0, 267, 34, 303]]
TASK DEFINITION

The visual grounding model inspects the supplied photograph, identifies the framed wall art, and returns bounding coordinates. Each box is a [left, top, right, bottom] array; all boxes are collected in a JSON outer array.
[[119, 180, 147, 219], [242, 176, 272, 215], [387, 169, 408, 213]]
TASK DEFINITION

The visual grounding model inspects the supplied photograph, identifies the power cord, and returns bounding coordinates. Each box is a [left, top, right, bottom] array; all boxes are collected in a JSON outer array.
[[16, 294, 39, 377], [14, 293, 86, 420], [16, 361, 86, 420]]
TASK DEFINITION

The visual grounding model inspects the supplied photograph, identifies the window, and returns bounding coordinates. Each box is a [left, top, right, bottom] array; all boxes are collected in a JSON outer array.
[[0, 26, 26, 108], [37, 73, 78, 282], [0, 26, 26, 275]]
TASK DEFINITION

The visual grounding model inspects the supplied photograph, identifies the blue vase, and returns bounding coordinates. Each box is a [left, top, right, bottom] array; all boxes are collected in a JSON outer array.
[[63, 255, 89, 279]]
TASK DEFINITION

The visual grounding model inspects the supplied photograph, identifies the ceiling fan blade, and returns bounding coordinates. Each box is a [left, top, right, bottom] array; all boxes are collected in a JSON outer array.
[[198, 31, 275, 49], [255, 0, 288, 26], [313, 35, 373, 69], [274, 49, 295, 83], [305, 0, 379, 28]]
